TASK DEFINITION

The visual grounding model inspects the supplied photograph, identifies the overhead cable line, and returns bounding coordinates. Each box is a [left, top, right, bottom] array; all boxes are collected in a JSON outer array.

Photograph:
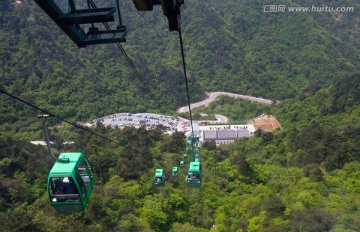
[[0, 88, 121, 146], [95, 0, 193, 139], [115, 43, 173, 117], [115, 42, 176, 128], [178, 24, 195, 143], [88, 0, 176, 128]]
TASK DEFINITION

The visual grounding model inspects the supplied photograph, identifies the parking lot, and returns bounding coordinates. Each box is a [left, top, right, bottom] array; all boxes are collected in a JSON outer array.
[[86, 113, 179, 133]]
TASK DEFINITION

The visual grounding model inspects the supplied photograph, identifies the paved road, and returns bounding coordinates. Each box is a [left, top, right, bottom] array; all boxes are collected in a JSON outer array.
[[177, 92, 274, 113], [214, 114, 228, 123]]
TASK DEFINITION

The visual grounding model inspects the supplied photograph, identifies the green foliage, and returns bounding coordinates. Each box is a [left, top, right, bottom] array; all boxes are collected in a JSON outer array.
[[1, 0, 360, 139], [0, 116, 359, 231], [290, 208, 334, 232], [202, 140, 216, 151], [162, 131, 186, 154], [274, 73, 360, 130], [194, 96, 271, 123], [1, 0, 360, 231]]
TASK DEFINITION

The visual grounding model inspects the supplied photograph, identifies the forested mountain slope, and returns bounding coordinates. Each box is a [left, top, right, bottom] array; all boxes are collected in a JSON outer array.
[[1, 73, 360, 231], [0, 0, 200, 132], [0, 2, 360, 230], [182, 0, 359, 98], [0, 0, 359, 133]]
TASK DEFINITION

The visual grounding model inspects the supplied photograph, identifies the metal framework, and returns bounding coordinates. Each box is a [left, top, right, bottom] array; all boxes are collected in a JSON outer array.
[[133, 0, 184, 32], [34, 0, 127, 47]]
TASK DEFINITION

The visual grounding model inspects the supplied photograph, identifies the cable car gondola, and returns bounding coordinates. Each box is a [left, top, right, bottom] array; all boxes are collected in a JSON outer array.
[[186, 161, 201, 187], [38, 115, 95, 212], [154, 168, 165, 186], [172, 167, 178, 177], [47, 152, 95, 212]]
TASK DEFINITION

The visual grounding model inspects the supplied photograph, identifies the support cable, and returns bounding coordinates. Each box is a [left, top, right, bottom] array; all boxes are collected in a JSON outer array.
[[0, 88, 121, 146], [88, 0, 176, 129], [38, 114, 68, 162], [178, 24, 196, 151]]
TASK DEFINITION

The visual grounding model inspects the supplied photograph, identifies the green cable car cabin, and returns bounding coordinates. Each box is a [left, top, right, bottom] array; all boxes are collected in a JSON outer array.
[[154, 168, 165, 186], [172, 167, 178, 177], [186, 161, 201, 187], [47, 152, 94, 212]]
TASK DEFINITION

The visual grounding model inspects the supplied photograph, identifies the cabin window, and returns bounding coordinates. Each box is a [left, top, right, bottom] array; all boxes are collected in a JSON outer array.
[[75, 172, 87, 199], [50, 177, 80, 202], [77, 160, 91, 191], [82, 157, 94, 177], [188, 172, 200, 182]]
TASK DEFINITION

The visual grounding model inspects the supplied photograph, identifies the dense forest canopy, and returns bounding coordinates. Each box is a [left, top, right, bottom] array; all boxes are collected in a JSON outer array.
[[1, 0, 359, 127], [0, 0, 360, 231]]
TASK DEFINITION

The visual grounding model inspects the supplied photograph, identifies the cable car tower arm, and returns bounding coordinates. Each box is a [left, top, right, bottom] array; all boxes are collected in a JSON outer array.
[[34, 0, 127, 47], [38, 114, 69, 163]]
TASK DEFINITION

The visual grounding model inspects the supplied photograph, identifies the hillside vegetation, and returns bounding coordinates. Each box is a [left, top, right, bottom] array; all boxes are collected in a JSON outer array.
[[1, 0, 360, 231], [1, 0, 359, 135], [1, 74, 360, 231]]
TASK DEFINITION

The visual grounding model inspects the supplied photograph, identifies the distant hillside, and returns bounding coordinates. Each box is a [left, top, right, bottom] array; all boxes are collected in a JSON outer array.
[[0, 0, 359, 138], [274, 73, 360, 129], [2, 2, 360, 231], [182, 0, 359, 99]]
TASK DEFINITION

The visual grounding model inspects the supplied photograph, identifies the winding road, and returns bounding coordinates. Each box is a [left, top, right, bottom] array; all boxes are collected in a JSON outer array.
[[177, 92, 275, 113]]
